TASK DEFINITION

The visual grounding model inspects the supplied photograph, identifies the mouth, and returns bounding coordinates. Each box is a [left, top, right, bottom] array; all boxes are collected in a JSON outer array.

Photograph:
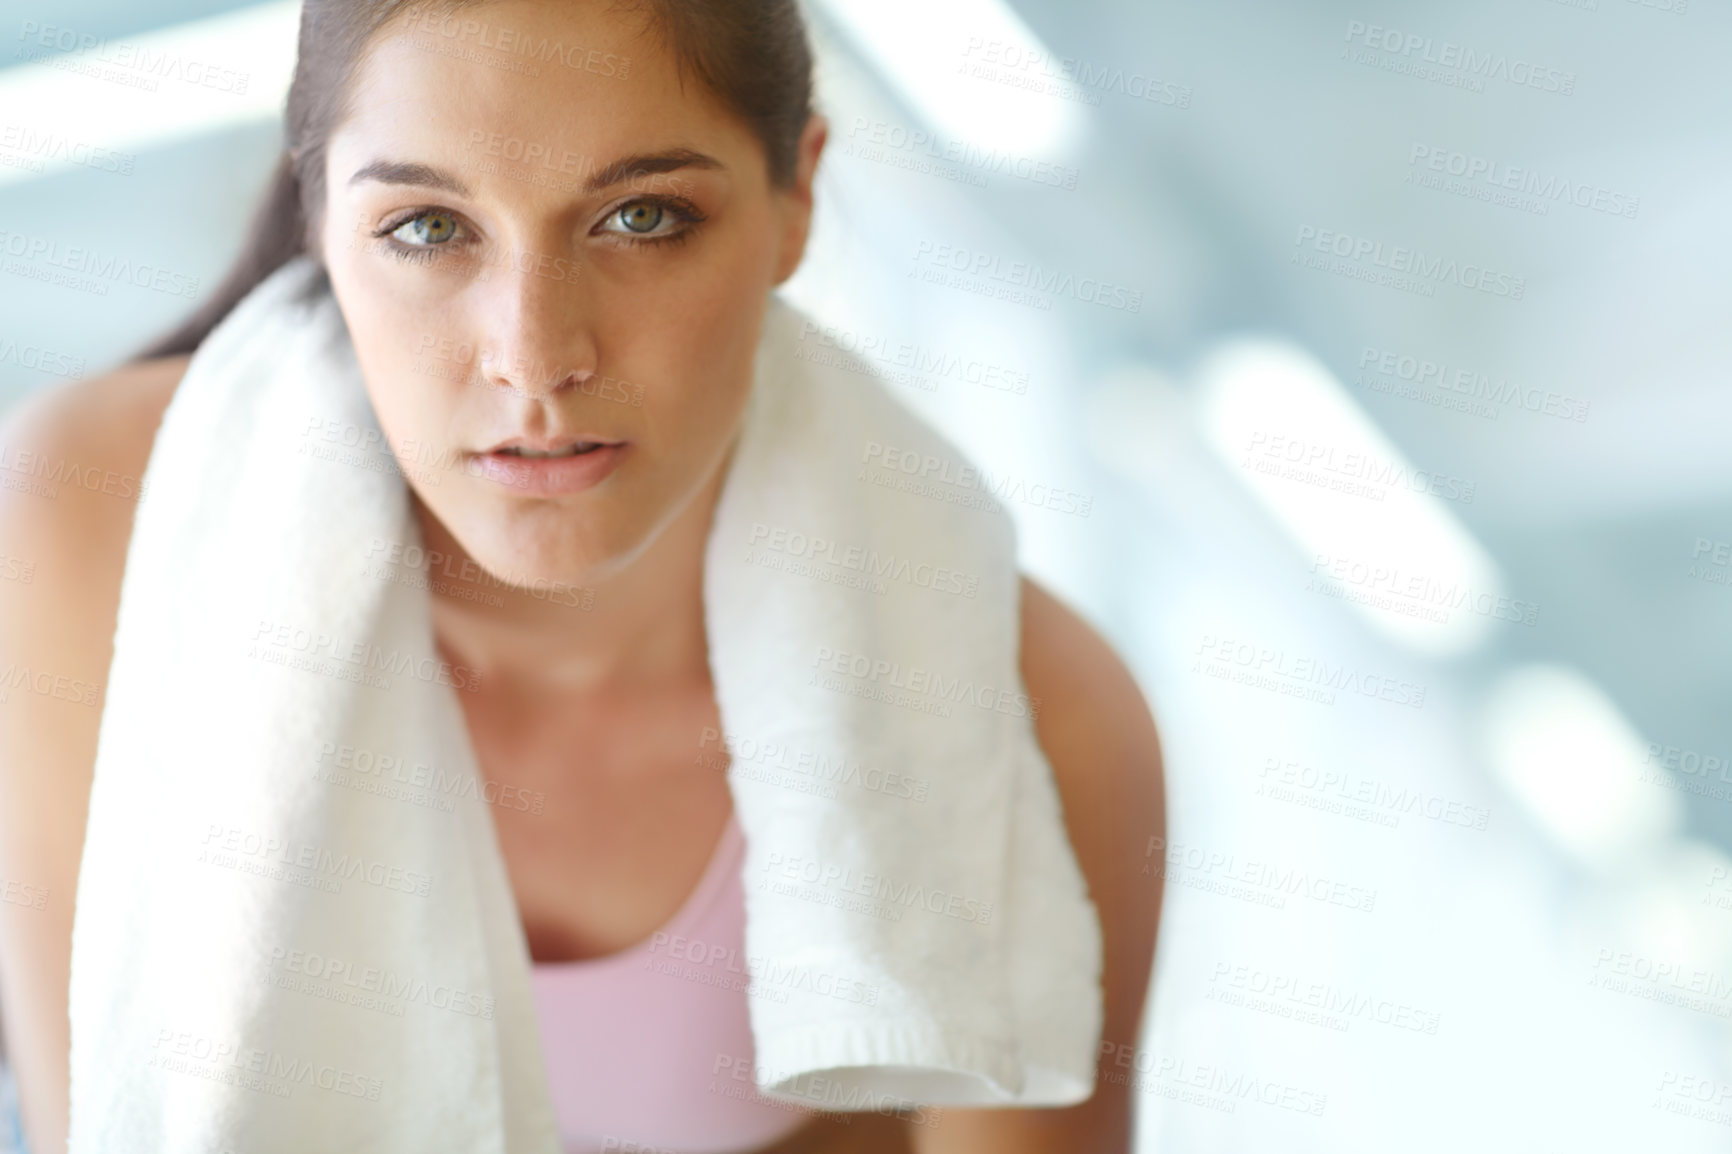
[[484, 436, 623, 458], [470, 435, 629, 496]]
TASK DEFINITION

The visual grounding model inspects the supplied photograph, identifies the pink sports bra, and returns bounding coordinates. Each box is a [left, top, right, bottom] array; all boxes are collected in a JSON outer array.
[[529, 812, 815, 1154]]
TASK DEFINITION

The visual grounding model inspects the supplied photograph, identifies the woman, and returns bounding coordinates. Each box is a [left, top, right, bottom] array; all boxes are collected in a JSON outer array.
[[0, 1, 1165, 1150]]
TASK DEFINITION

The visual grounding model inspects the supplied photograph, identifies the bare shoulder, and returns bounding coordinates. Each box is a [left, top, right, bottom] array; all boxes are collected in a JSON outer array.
[[0, 353, 187, 610], [0, 353, 188, 1154], [1018, 577, 1162, 772], [1027, 578, 1165, 1140], [1, 352, 187, 496], [0, 353, 188, 674], [1015, 575, 1165, 990]]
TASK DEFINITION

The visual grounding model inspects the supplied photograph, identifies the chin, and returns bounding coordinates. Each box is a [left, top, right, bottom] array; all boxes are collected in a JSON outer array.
[[460, 511, 642, 593]]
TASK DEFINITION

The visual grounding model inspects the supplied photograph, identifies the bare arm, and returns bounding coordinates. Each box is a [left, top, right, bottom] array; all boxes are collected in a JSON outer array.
[[0, 357, 186, 1154], [907, 576, 1167, 1154]]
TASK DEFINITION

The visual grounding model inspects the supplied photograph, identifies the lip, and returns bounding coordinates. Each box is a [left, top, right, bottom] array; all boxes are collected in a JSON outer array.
[[482, 432, 623, 454], [468, 439, 628, 497]]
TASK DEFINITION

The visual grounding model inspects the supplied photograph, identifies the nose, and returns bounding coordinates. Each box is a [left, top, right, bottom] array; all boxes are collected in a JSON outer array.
[[473, 245, 597, 401]]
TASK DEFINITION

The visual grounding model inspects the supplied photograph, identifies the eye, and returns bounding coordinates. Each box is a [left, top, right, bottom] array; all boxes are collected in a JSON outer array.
[[389, 210, 462, 247], [595, 196, 705, 245], [612, 202, 665, 234]]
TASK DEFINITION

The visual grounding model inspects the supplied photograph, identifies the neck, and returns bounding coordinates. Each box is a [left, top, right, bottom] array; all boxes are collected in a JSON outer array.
[[417, 462, 729, 698]]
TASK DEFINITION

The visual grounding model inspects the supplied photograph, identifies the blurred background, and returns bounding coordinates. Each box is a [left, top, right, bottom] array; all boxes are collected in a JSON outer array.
[[2, 0, 1728, 1149]]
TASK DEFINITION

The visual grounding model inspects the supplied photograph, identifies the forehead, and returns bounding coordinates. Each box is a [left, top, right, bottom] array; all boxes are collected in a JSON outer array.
[[333, 0, 752, 180]]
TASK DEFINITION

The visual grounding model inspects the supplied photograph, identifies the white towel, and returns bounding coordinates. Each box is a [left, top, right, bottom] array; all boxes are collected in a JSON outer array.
[[67, 256, 1102, 1153]]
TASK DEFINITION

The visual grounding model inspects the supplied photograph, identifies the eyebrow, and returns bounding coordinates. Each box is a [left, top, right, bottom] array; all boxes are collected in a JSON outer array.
[[347, 148, 724, 197]]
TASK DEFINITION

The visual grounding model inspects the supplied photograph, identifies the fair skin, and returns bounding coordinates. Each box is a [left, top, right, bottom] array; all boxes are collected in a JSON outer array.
[[0, 2, 1165, 1152]]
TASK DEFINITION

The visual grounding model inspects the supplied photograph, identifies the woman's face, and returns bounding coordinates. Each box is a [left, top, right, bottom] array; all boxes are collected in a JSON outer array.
[[319, 0, 819, 589]]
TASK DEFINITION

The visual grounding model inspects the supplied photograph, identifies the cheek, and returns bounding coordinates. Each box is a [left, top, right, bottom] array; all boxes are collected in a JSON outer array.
[[327, 278, 466, 462], [359, 368, 432, 452], [657, 232, 772, 406], [325, 256, 457, 403], [630, 298, 758, 461]]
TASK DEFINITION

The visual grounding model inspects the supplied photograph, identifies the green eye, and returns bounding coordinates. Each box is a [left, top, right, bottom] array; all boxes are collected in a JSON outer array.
[[593, 197, 705, 246], [615, 202, 665, 234], [392, 212, 459, 246]]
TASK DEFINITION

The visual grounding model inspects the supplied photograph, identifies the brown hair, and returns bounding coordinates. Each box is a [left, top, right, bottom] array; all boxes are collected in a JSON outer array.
[[135, 0, 814, 361]]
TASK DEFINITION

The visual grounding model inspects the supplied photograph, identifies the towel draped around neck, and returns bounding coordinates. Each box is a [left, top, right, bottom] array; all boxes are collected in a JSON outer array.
[[67, 257, 1102, 1153]]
